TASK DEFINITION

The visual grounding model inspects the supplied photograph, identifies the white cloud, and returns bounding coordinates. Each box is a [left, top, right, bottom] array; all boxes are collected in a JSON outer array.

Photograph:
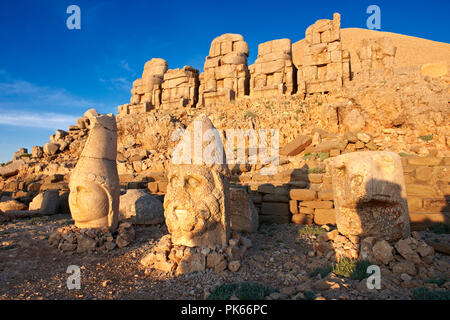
[[0, 79, 97, 109], [99, 76, 131, 92], [119, 60, 134, 73], [0, 110, 78, 129]]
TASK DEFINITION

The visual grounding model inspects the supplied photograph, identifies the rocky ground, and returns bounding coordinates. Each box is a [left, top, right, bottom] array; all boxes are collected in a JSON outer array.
[[0, 214, 448, 300]]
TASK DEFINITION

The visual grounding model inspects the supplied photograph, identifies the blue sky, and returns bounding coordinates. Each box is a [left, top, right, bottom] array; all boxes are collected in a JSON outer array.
[[0, 0, 449, 163]]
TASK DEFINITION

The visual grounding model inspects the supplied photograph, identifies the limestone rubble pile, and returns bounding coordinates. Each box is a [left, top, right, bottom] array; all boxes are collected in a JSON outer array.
[[315, 228, 436, 272], [48, 222, 135, 253], [140, 233, 251, 276]]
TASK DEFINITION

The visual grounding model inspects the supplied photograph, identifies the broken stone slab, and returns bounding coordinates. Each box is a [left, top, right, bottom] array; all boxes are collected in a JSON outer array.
[[425, 239, 450, 255], [31, 146, 43, 158], [1, 210, 41, 220], [119, 189, 164, 225], [13, 148, 28, 161], [0, 159, 25, 178], [372, 239, 394, 265], [229, 187, 259, 233], [37, 190, 60, 215], [43, 142, 60, 156], [279, 135, 312, 156], [0, 199, 27, 212], [314, 139, 347, 153]]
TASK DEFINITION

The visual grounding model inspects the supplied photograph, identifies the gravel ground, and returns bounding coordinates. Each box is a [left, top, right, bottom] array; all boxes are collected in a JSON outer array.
[[0, 214, 449, 300]]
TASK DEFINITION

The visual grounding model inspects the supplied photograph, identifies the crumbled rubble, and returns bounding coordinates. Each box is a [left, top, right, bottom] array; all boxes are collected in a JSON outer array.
[[314, 228, 436, 274], [48, 222, 135, 253], [140, 232, 252, 276]]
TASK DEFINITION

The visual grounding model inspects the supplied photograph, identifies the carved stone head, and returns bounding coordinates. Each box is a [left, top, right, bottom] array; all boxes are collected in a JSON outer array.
[[164, 115, 230, 247], [331, 151, 410, 242], [69, 109, 120, 231]]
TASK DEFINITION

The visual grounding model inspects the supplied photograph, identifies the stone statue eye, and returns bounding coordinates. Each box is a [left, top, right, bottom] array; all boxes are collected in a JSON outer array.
[[350, 175, 363, 188], [169, 175, 178, 185], [187, 176, 201, 188]]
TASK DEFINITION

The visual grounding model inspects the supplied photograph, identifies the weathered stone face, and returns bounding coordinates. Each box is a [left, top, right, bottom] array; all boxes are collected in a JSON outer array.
[[331, 151, 410, 242], [164, 164, 230, 247], [69, 110, 120, 231], [163, 114, 230, 247]]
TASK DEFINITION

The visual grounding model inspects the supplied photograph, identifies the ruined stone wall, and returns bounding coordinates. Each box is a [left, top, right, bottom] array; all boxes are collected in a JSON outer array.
[[109, 155, 450, 231], [114, 13, 411, 117], [402, 157, 450, 228], [118, 58, 168, 116], [161, 66, 199, 109], [198, 33, 250, 107], [298, 13, 351, 95], [356, 37, 396, 77], [249, 39, 296, 97]]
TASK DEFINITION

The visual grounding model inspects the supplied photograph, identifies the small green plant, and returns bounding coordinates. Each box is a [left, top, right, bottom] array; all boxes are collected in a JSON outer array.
[[28, 217, 48, 225], [428, 223, 449, 234], [412, 287, 450, 300], [297, 291, 317, 300], [308, 167, 326, 174], [207, 282, 273, 300], [243, 111, 258, 120], [60, 218, 74, 226], [303, 152, 314, 160], [425, 277, 448, 287], [309, 265, 332, 278], [264, 101, 274, 110], [0, 244, 16, 251], [19, 153, 31, 158], [298, 225, 327, 236], [303, 152, 330, 161], [332, 258, 371, 280], [419, 135, 433, 142], [398, 152, 411, 157], [316, 152, 330, 161]]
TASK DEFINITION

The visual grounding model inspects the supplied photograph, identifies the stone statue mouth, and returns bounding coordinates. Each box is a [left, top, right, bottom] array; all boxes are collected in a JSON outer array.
[[174, 208, 190, 216], [372, 194, 391, 200]]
